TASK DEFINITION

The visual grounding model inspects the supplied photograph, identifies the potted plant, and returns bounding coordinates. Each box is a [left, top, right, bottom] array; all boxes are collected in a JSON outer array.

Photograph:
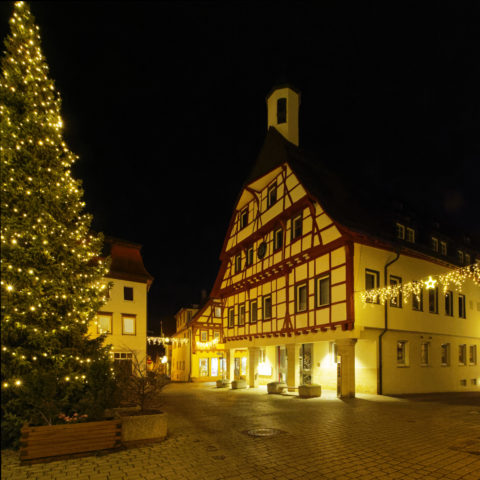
[[113, 350, 169, 444]]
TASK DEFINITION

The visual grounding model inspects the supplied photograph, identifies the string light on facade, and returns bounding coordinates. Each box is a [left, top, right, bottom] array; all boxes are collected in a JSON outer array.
[[360, 263, 480, 305]]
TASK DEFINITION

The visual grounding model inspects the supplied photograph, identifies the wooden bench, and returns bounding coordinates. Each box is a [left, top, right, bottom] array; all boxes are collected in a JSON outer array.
[[298, 384, 322, 398]]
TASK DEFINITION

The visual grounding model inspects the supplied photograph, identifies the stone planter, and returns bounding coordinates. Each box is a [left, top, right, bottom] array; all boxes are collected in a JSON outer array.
[[231, 379, 247, 389], [19, 419, 122, 464], [216, 379, 231, 388], [267, 381, 288, 394], [298, 384, 322, 398], [118, 410, 167, 444]]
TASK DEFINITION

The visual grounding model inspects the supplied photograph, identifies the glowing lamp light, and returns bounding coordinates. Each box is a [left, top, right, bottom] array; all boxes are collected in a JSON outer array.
[[257, 361, 272, 376], [425, 276, 437, 289], [161, 355, 168, 364]]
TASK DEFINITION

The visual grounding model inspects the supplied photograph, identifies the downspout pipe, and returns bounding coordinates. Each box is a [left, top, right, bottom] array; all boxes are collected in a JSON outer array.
[[378, 250, 400, 395]]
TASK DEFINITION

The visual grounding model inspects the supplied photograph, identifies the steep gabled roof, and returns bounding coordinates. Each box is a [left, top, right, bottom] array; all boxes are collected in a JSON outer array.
[[242, 127, 479, 261]]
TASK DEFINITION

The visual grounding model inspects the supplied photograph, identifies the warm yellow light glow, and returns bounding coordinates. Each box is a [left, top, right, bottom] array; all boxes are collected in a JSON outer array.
[[424, 276, 437, 289], [161, 355, 168, 364]]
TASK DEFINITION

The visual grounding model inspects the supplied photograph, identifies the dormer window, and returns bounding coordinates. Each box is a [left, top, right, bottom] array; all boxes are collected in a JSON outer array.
[[240, 207, 248, 229], [431, 237, 439, 252], [396, 223, 405, 240], [440, 241, 447, 256], [277, 97, 287, 124], [406, 227, 415, 243], [267, 182, 277, 208]]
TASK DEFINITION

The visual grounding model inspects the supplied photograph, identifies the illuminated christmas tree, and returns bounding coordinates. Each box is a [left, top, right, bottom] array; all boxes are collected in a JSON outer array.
[[1, 1, 116, 447]]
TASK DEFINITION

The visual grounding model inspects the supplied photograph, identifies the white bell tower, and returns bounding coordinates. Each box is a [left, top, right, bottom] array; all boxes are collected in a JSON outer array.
[[266, 84, 301, 146]]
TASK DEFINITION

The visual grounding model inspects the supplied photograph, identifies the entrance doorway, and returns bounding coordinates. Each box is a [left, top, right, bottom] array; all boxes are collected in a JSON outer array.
[[277, 346, 287, 382], [300, 343, 313, 385]]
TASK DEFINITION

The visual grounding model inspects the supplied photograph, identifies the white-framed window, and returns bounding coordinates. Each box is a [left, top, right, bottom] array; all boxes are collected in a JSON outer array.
[[445, 290, 453, 316], [122, 315, 136, 335], [200, 330, 208, 342], [440, 241, 448, 256], [228, 308, 235, 328], [263, 295, 272, 320], [240, 207, 248, 229], [412, 282, 423, 311], [396, 223, 405, 240], [113, 352, 133, 376], [420, 342, 430, 366], [238, 304, 245, 326], [441, 343, 450, 366], [214, 306, 222, 318], [389, 275, 402, 308], [97, 312, 112, 334], [213, 330, 220, 341], [124, 286, 134, 301], [469, 345, 477, 365], [458, 294, 466, 318], [234, 253, 242, 273], [274, 228, 283, 251], [397, 341, 408, 366], [316, 274, 330, 307], [267, 182, 277, 208], [291, 213, 303, 241], [365, 269, 380, 303], [249, 300, 258, 324], [296, 283, 308, 312], [431, 237, 439, 252], [428, 287, 438, 314], [406, 227, 415, 243], [458, 344, 467, 365]]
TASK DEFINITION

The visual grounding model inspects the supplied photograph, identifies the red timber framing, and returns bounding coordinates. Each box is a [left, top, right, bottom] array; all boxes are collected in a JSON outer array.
[[210, 162, 360, 343]]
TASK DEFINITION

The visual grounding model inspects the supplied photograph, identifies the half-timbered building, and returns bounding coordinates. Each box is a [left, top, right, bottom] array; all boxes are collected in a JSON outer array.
[[209, 84, 480, 396]]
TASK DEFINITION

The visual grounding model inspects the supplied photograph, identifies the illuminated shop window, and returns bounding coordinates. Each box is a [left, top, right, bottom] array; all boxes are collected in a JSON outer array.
[[124, 286, 133, 301], [97, 313, 112, 334], [211, 357, 218, 377], [199, 358, 209, 376]]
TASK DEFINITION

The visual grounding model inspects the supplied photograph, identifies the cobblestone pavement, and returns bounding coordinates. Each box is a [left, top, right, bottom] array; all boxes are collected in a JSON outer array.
[[2, 383, 480, 480]]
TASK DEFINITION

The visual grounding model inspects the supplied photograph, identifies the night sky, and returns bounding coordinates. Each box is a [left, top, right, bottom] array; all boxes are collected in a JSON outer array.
[[1, 2, 479, 335]]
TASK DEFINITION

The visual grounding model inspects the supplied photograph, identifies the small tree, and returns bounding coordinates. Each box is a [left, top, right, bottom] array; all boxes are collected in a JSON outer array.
[[1, 2, 117, 447], [118, 350, 169, 413]]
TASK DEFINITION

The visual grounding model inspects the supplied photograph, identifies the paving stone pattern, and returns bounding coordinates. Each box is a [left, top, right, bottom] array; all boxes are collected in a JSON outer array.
[[2, 384, 480, 480]]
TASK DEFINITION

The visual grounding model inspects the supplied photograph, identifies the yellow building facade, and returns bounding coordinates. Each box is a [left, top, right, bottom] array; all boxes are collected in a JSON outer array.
[[88, 237, 153, 370], [171, 303, 226, 382], [206, 84, 479, 396]]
